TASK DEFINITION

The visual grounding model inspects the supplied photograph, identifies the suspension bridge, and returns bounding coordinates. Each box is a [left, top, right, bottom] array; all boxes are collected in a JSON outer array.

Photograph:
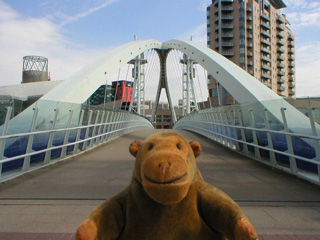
[[0, 39, 319, 240]]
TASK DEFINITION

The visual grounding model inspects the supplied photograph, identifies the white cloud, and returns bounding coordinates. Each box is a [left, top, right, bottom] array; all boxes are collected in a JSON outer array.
[[179, 23, 207, 47], [295, 42, 320, 97], [284, 0, 320, 27], [0, 0, 115, 86], [59, 0, 121, 27]]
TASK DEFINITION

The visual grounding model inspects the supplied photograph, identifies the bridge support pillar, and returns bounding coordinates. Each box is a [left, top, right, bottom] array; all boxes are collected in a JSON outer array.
[[151, 49, 177, 125], [128, 54, 147, 115]]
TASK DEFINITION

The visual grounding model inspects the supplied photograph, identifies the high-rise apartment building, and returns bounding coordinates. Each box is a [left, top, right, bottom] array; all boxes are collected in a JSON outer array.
[[207, 0, 296, 106]]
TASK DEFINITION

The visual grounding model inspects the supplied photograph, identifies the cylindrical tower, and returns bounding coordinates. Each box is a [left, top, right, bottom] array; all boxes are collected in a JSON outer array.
[[22, 56, 49, 83]]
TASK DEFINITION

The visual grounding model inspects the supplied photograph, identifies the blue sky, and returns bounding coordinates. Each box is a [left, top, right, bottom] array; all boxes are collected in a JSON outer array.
[[0, 0, 320, 98]]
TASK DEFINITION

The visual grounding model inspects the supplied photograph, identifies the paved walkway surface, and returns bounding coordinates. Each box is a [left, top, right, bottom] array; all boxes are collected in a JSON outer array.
[[0, 129, 319, 240]]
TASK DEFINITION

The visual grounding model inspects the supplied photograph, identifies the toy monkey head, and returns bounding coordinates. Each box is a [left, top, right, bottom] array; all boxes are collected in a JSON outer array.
[[129, 132, 202, 205]]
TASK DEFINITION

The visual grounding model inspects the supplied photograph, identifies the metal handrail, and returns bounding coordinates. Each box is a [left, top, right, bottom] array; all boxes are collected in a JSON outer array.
[[0, 107, 153, 182], [174, 106, 320, 185]]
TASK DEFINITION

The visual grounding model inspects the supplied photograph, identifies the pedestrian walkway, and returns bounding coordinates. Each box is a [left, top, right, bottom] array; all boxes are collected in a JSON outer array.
[[0, 129, 319, 239]]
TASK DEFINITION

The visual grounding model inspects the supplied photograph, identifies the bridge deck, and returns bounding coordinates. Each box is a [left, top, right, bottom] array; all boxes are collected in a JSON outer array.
[[0, 129, 319, 240]]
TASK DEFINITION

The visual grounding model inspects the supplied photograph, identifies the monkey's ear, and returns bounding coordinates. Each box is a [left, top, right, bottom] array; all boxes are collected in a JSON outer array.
[[129, 140, 143, 157], [189, 141, 202, 158]]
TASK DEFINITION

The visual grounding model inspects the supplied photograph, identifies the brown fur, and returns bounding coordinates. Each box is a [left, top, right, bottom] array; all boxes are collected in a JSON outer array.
[[76, 132, 258, 240]]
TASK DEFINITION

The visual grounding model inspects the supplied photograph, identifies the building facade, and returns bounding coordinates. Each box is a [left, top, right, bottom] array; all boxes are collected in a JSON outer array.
[[207, 0, 296, 106]]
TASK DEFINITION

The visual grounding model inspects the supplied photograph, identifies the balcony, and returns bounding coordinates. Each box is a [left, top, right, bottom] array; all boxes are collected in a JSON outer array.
[[261, 55, 271, 63], [277, 32, 284, 38], [263, 81, 272, 88], [249, 69, 254, 75], [277, 40, 284, 46], [221, 41, 234, 47], [247, 34, 253, 39], [261, 39, 271, 46], [247, 60, 253, 66], [247, 43, 253, 48], [277, 63, 284, 68], [247, 24, 253, 30], [278, 78, 285, 84], [278, 70, 285, 76], [215, 35, 219, 40], [277, 47, 285, 53], [277, 25, 284, 31], [262, 64, 271, 71], [221, 15, 234, 20], [288, 34, 294, 41], [261, 22, 271, 30], [289, 70, 295, 75], [261, 47, 271, 54], [288, 49, 295, 54], [247, 51, 253, 57], [277, 55, 284, 61], [247, 7, 253, 12], [289, 76, 294, 81], [215, 26, 219, 32], [221, 6, 233, 11], [289, 62, 295, 68], [261, 13, 270, 22], [247, 16, 253, 21], [222, 50, 234, 56], [277, 16, 284, 23], [222, 33, 234, 38], [278, 86, 285, 91], [261, 30, 271, 38], [289, 90, 295, 95], [288, 42, 295, 47], [289, 55, 295, 61], [262, 73, 272, 80], [289, 83, 295, 88], [221, 24, 234, 29], [221, 0, 234, 2]]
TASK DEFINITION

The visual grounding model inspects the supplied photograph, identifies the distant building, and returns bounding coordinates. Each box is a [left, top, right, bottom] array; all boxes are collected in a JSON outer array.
[[207, 0, 296, 106], [0, 81, 63, 124], [144, 100, 182, 129], [112, 80, 134, 102], [89, 84, 114, 105]]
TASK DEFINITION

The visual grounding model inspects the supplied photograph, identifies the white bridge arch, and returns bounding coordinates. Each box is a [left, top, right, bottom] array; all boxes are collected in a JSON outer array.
[[40, 39, 317, 135]]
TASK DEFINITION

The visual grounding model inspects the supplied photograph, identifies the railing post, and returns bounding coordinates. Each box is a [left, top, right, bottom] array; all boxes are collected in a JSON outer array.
[[238, 109, 249, 154], [96, 111, 105, 145], [44, 109, 59, 164], [82, 110, 93, 151], [60, 110, 74, 159], [0, 107, 12, 179], [307, 107, 320, 181], [22, 108, 39, 172], [230, 109, 240, 151], [105, 112, 114, 141], [214, 111, 222, 143], [280, 107, 298, 173], [210, 112, 217, 141], [89, 110, 100, 148], [223, 111, 233, 148], [73, 110, 85, 154], [263, 109, 277, 166], [101, 112, 110, 143], [249, 109, 261, 159]]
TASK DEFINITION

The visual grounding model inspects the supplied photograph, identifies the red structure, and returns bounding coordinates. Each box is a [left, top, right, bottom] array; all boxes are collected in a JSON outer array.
[[112, 80, 134, 102]]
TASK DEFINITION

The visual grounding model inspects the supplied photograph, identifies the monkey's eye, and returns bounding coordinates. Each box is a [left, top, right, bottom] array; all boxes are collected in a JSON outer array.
[[148, 144, 154, 151], [177, 144, 181, 150]]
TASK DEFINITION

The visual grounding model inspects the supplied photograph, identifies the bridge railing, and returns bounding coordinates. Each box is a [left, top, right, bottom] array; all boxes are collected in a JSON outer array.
[[0, 100, 153, 182], [174, 101, 320, 185]]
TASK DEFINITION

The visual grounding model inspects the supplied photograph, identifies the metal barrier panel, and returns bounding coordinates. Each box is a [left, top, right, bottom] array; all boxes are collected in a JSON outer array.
[[0, 100, 153, 182], [174, 102, 320, 185]]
